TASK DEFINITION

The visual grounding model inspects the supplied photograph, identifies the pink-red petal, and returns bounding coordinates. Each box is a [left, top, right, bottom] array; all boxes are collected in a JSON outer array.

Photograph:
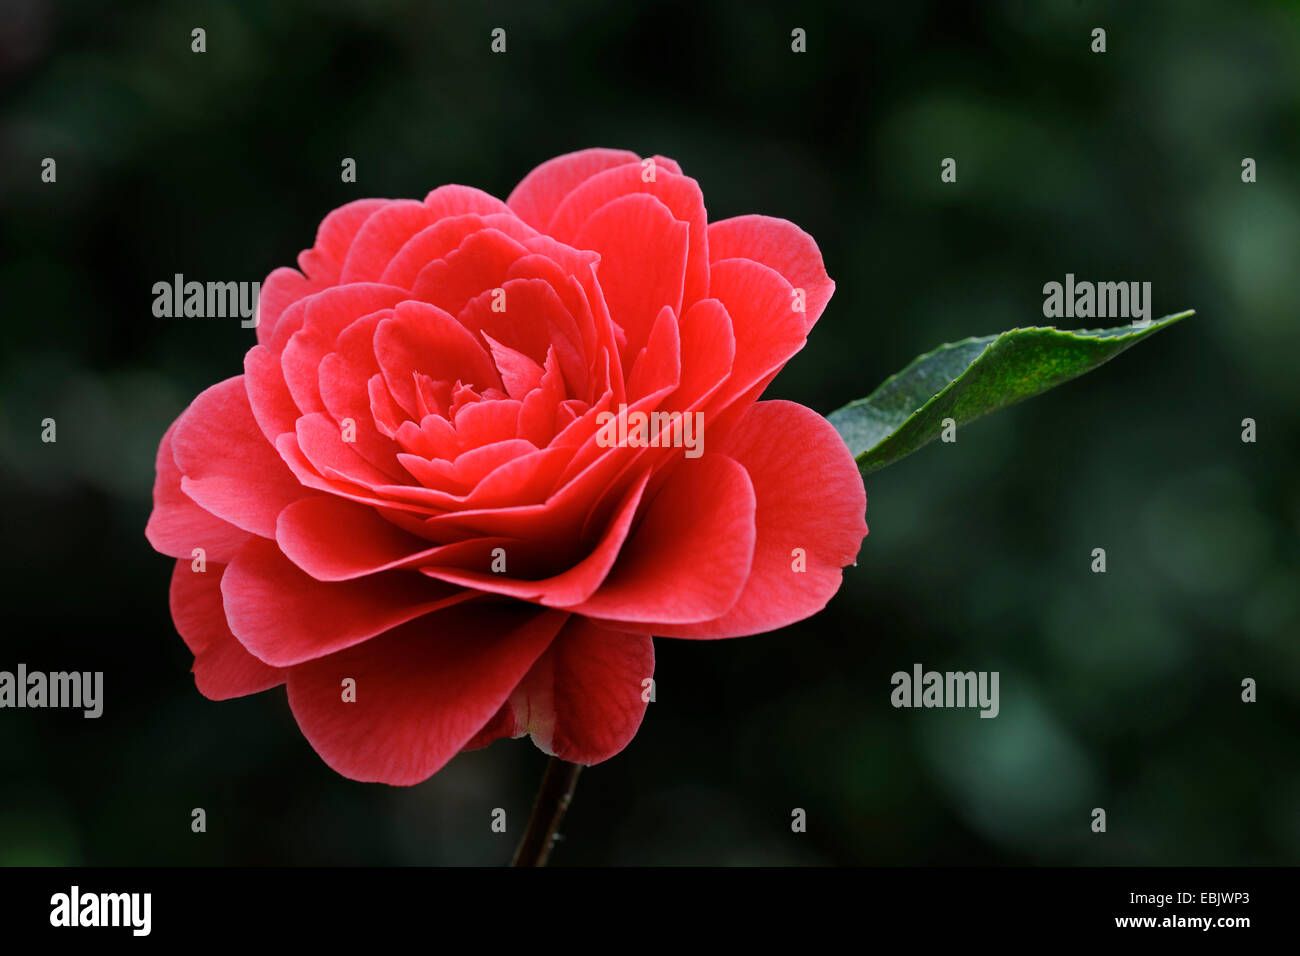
[[506, 617, 653, 764], [546, 163, 710, 308], [574, 454, 756, 624], [169, 560, 285, 699], [170, 377, 308, 539], [655, 401, 867, 638], [708, 215, 835, 331], [285, 605, 568, 785], [572, 193, 688, 362], [221, 536, 470, 666], [506, 148, 641, 231], [145, 418, 251, 563]]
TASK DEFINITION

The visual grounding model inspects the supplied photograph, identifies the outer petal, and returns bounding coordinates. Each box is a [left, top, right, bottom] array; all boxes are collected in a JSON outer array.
[[423, 184, 514, 220], [673, 297, 735, 410], [256, 267, 318, 348], [546, 163, 710, 308], [221, 536, 471, 666], [169, 560, 285, 700], [276, 495, 513, 581], [244, 345, 300, 443], [256, 198, 389, 345], [506, 148, 641, 231], [655, 401, 867, 638], [338, 200, 433, 282], [698, 258, 806, 419], [573, 454, 756, 625], [145, 418, 250, 564], [170, 376, 308, 539], [707, 215, 835, 331], [285, 604, 568, 785], [302, 197, 393, 276], [506, 617, 654, 764], [573, 193, 688, 361]]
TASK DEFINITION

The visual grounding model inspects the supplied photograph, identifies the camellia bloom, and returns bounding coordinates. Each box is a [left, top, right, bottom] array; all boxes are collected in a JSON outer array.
[[146, 148, 868, 785]]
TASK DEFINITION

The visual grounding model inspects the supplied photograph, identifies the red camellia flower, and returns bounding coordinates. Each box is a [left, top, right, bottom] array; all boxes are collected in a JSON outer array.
[[146, 148, 868, 785]]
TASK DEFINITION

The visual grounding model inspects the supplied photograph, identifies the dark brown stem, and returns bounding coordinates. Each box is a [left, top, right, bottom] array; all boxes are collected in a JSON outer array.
[[511, 757, 582, 866]]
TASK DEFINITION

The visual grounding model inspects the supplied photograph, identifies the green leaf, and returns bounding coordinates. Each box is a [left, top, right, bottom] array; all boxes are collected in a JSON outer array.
[[828, 311, 1192, 475]]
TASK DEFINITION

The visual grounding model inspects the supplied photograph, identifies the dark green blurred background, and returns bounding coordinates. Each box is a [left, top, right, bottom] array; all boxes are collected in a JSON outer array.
[[1, 0, 1297, 865]]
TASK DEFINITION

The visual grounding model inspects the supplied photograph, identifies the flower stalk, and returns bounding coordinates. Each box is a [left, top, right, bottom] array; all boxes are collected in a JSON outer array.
[[511, 757, 582, 866]]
